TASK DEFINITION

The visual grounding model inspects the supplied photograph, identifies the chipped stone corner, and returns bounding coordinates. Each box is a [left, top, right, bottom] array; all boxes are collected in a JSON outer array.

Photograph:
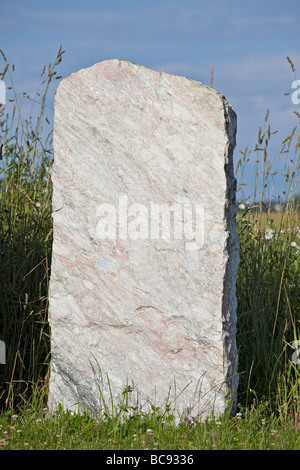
[[221, 95, 239, 415]]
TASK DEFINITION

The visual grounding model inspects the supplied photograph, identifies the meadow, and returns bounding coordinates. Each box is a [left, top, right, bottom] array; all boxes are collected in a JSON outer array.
[[0, 48, 299, 450]]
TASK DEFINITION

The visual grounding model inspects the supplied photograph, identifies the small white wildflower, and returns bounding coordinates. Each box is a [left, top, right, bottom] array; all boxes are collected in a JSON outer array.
[[238, 203, 246, 210], [291, 241, 297, 248], [242, 218, 252, 227], [20, 176, 31, 184], [12, 415, 18, 420], [146, 429, 153, 435], [265, 229, 274, 240]]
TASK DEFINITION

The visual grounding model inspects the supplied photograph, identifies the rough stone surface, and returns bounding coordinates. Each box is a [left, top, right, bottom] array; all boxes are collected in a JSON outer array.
[[48, 59, 239, 419]]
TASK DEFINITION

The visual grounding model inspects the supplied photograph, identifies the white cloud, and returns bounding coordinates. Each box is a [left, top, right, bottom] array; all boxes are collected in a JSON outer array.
[[216, 53, 300, 83], [229, 14, 295, 30], [1, 6, 130, 28], [152, 61, 203, 79]]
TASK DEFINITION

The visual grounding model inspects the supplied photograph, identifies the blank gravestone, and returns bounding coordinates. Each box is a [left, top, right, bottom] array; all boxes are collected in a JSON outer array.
[[48, 60, 239, 419]]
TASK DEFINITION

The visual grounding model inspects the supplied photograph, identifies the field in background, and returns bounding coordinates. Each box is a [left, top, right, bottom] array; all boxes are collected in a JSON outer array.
[[0, 49, 299, 449]]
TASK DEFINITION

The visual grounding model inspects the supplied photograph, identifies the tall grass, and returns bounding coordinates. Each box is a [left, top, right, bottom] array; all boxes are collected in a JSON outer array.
[[0, 47, 64, 409], [0, 50, 299, 423], [235, 56, 300, 418]]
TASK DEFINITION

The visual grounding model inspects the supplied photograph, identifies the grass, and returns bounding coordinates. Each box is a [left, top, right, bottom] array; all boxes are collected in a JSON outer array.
[[0, 47, 58, 410], [0, 49, 299, 450], [234, 72, 300, 416], [1, 398, 300, 450]]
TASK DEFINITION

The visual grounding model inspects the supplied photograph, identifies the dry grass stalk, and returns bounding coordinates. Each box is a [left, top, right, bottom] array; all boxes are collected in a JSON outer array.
[[286, 56, 295, 72], [210, 65, 214, 88]]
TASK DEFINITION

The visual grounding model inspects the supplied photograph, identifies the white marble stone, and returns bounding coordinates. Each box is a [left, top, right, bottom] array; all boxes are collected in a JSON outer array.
[[48, 60, 239, 420]]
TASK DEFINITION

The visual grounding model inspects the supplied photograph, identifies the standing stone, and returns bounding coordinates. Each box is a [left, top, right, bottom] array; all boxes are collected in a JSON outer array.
[[48, 60, 239, 419]]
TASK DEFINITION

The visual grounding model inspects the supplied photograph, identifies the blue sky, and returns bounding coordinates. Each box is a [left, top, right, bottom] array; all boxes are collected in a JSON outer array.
[[1, 0, 300, 200]]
